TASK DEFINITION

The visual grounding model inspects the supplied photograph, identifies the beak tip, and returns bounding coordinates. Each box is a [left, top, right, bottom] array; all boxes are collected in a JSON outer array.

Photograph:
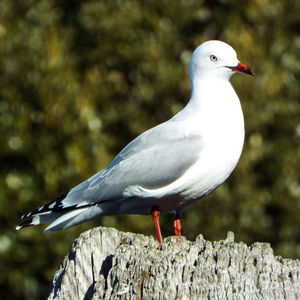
[[247, 69, 254, 76], [227, 62, 254, 76]]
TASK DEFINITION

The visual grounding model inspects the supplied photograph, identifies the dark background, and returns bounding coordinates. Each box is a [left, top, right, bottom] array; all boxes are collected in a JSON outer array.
[[1, 0, 299, 299]]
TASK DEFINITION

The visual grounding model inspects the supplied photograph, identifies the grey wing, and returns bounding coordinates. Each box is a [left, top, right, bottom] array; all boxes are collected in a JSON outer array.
[[60, 120, 203, 207]]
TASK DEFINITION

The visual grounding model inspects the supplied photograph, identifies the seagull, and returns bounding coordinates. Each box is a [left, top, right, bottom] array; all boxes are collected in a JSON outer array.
[[16, 40, 253, 243]]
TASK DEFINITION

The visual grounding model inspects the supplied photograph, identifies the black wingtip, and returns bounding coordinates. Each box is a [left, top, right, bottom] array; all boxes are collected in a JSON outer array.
[[16, 217, 34, 230], [19, 192, 69, 221], [21, 212, 32, 220]]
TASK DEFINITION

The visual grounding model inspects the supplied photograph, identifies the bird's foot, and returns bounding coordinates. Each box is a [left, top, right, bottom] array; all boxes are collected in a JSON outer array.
[[173, 218, 182, 236], [151, 209, 162, 243]]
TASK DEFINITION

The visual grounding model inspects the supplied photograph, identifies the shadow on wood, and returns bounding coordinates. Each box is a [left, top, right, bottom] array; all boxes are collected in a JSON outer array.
[[48, 227, 300, 299]]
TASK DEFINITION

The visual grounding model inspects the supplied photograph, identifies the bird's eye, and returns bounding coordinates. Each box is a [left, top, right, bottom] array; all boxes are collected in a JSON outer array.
[[210, 55, 217, 62]]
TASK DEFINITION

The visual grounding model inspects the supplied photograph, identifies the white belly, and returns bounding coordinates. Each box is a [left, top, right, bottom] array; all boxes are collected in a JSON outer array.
[[180, 141, 243, 202], [121, 81, 245, 214], [180, 102, 244, 202]]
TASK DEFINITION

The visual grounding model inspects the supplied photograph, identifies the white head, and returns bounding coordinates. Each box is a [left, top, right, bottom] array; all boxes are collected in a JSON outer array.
[[189, 40, 253, 81]]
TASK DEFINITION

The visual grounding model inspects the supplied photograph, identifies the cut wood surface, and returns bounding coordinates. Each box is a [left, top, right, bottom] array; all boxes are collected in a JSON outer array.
[[48, 227, 300, 300]]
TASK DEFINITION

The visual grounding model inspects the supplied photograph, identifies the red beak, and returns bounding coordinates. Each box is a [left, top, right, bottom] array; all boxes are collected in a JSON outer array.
[[227, 62, 254, 76]]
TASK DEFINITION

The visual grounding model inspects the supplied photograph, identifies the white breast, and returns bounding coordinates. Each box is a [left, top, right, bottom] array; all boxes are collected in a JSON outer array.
[[173, 79, 245, 202]]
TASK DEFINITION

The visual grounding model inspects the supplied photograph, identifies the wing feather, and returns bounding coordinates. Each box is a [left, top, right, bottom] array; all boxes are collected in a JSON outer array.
[[35, 120, 203, 211]]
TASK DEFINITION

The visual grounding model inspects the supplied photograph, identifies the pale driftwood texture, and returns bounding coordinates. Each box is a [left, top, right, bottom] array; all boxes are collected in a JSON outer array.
[[48, 227, 300, 300]]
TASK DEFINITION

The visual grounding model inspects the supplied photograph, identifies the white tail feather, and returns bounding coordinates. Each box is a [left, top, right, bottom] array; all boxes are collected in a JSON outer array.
[[44, 207, 90, 232]]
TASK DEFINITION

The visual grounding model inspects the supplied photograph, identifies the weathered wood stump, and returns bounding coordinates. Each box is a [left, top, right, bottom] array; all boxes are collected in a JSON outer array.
[[48, 227, 300, 300]]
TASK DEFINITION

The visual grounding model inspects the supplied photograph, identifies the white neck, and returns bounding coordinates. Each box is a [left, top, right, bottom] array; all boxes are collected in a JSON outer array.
[[173, 74, 245, 158], [175, 76, 240, 121]]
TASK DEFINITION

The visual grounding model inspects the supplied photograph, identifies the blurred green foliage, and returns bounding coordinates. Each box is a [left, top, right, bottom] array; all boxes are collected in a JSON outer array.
[[0, 0, 299, 299]]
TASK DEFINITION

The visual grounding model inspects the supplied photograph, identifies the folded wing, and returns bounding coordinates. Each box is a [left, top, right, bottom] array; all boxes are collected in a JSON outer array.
[[19, 120, 203, 224]]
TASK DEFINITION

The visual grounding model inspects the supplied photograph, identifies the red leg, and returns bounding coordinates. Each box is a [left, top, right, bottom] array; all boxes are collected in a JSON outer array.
[[173, 218, 182, 236], [151, 210, 162, 243]]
